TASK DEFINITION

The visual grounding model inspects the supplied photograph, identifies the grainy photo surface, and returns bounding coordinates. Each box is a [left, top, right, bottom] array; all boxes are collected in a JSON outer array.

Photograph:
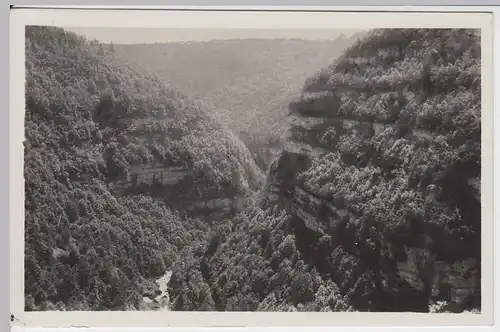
[[24, 25, 481, 314]]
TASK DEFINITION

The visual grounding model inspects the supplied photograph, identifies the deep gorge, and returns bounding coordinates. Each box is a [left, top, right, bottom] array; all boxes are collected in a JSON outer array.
[[24, 26, 481, 313]]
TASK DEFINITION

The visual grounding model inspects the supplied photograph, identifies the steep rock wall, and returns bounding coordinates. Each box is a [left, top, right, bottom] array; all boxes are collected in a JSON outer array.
[[113, 161, 247, 218], [264, 29, 481, 312]]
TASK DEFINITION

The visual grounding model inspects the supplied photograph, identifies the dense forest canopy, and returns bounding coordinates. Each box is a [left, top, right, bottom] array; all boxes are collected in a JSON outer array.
[[112, 35, 360, 170], [24, 25, 262, 310], [166, 28, 482, 313], [25, 26, 481, 314]]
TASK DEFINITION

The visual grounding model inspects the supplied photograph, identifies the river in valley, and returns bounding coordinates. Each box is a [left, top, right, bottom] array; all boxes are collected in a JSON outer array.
[[142, 270, 172, 311]]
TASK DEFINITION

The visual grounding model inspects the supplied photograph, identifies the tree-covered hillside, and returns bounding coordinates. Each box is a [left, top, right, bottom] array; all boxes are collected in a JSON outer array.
[[275, 28, 481, 312], [167, 193, 356, 312], [168, 29, 482, 313], [24, 26, 262, 311], [24, 27, 481, 314], [112, 36, 359, 170]]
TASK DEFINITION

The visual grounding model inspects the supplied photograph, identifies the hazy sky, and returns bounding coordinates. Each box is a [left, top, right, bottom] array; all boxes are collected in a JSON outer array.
[[63, 27, 363, 44]]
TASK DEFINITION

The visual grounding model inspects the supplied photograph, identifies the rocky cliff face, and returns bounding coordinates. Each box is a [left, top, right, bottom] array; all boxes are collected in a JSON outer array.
[[107, 107, 265, 219], [264, 29, 481, 312], [113, 160, 252, 218]]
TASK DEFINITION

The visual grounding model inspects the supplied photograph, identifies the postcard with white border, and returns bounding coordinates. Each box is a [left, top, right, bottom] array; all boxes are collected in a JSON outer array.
[[9, 6, 494, 328]]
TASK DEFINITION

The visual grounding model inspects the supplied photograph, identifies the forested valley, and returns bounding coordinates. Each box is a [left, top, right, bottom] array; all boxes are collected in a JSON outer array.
[[24, 26, 481, 314], [112, 35, 360, 170]]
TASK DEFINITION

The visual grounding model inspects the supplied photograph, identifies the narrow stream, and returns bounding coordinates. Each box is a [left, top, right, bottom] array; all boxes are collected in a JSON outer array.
[[142, 270, 172, 311]]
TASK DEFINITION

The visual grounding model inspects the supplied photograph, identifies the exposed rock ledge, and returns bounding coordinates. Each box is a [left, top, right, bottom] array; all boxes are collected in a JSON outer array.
[[283, 140, 329, 158], [115, 162, 190, 190], [394, 247, 478, 310], [288, 114, 436, 140]]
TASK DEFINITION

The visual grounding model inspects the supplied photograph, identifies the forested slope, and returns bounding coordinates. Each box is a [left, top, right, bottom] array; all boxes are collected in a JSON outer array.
[[113, 36, 359, 170], [169, 29, 482, 313], [267, 28, 482, 312], [24, 26, 262, 311]]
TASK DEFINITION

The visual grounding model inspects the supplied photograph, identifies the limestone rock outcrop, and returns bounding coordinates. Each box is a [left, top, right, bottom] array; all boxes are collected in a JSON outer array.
[[264, 28, 481, 312]]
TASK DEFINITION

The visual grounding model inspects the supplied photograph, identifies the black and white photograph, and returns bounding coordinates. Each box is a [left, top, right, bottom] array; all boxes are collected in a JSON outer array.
[[10, 7, 495, 327]]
